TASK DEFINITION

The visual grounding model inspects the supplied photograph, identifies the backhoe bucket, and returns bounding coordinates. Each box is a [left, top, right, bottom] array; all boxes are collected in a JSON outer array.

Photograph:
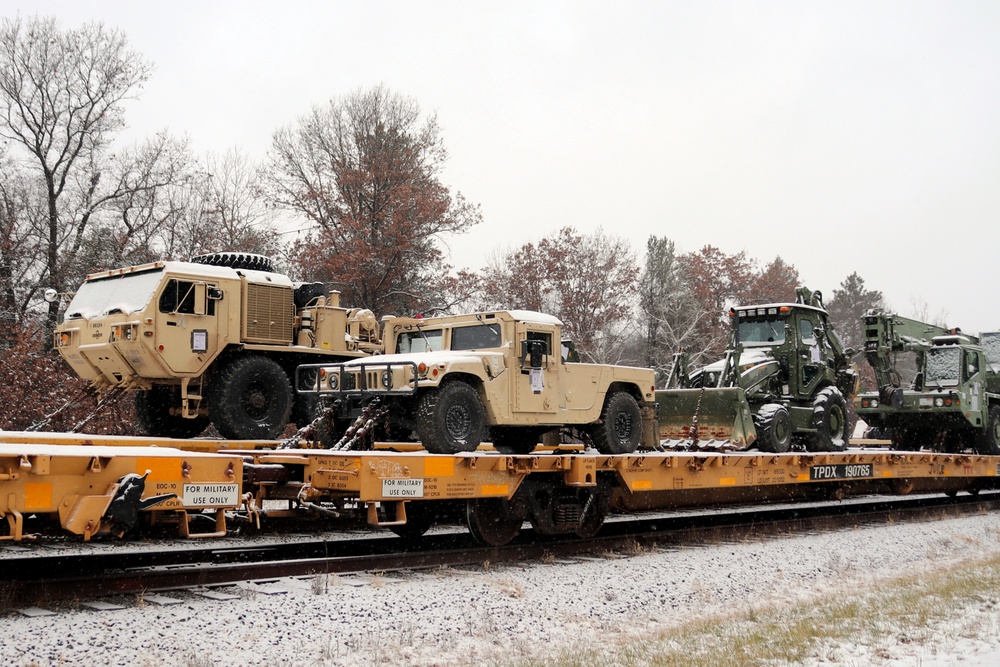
[[655, 387, 756, 450]]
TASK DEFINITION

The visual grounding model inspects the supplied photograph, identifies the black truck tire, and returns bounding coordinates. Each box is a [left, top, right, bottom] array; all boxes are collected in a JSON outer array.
[[190, 252, 276, 273], [415, 381, 485, 454], [807, 387, 848, 452], [590, 391, 642, 455], [754, 403, 792, 453], [134, 386, 209, 439], [207, 355, 292, 440], [978, 405, 1000, 455]]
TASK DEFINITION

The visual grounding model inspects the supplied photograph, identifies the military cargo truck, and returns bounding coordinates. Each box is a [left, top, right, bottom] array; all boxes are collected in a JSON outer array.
[[298, 310, 658, 455], [854, 310, 1000, 454], [658, 288, 859, 453], [52, 253, 382, 440]]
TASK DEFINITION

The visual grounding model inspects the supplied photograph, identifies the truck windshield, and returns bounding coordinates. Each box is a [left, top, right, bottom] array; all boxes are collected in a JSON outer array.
[[397, 328, 443, 354], [738, 318, 785, 346], [63, 268, 165, 319], [981, 332, 1000, 368], [925, 347, 961, 387]]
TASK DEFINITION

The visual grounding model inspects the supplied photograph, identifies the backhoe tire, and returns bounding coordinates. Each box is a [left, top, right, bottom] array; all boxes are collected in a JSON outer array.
[[590, 391, 642, 455], [807, 387, 848, 452], [134, 386, 209, 439], [207, 355, 292, 440], [977, 405, 1000, 455], [754, 403, 792, 453], [415, 382, 485, 454]]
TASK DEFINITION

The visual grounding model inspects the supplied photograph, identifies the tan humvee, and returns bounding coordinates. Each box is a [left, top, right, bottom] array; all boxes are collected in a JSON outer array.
[[298, 310, 658, 454], [53, 253, 381, 440]]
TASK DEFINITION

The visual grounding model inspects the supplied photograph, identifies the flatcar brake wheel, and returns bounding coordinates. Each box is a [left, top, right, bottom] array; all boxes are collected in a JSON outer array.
[[466, 498, 522, 546]]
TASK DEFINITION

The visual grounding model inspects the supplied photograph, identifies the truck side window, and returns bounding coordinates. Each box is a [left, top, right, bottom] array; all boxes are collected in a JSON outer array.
[[524, 331, 552, 357], [451, 324, 503, 350], [965, 352, 980, 381], [159, 280, 214, 315], [799, 319, 816, 345]]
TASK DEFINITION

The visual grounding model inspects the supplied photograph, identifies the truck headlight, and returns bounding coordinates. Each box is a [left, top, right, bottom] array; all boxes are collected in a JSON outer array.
[[327, 374, 339, 390], [870, 398, 879, 408], [934, 397, 944, 407], [381, 370, 392, 389]]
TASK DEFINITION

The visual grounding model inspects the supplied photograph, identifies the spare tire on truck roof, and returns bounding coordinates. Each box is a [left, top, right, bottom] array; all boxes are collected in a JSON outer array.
[[190, 252, 276, 273]]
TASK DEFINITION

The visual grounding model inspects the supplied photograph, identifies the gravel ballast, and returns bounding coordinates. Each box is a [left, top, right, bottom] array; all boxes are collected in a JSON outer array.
[[6, 509, 1000, 666]]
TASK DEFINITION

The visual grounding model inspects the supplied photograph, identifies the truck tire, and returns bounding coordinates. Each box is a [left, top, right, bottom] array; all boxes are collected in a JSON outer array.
[[207, 355, 292, 440], [977, 405, 1000, 455], [190, 252, 276, 273], [590, 391, 642, 455], [754, 403, 792, 453], [490, 426, 541, 455], [807, 387, 848, 452], [415, 382, 485, 454], [134, 386, 209, 439]]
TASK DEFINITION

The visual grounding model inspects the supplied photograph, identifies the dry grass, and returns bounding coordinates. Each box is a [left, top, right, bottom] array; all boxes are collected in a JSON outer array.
[[506, 553, 1000, 667]]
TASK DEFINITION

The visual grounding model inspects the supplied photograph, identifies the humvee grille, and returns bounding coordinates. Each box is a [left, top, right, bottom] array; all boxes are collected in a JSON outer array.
[[243, 284, 294, 344]]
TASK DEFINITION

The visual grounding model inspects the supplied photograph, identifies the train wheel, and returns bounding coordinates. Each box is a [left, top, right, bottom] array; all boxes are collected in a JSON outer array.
[[388, 503, 436, 540], [590, 391, 642, 455], [416, 382, 485, 454], [977, 405, 1000, 455], [466, 498, 523, 546], [754, 403, 792, 453], [575, 489, 609, 539], [134, 386, 209, 438], [807, 387, 848, 452], [491, 426, 539, 455], [208, 355, 292, 440]]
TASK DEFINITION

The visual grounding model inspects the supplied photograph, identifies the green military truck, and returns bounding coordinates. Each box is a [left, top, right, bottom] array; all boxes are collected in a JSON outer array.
[[52, 253, 382, 440], [854, 310, 1000, 454], [658, 288, 859, 453], [297, 310, 658, 455]]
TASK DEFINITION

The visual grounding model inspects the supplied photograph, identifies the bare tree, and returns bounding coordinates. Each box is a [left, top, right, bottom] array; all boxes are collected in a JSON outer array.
[[638, 236, 702, 381], [266, 85, 481, 313], [0, 16, 156, 327], [0, 152, 43, 344]]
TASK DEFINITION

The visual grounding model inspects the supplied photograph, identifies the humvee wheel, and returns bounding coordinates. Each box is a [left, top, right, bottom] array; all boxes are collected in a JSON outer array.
[[490, 426, 540, 455], [977, 405, 1000, 455], [415, 382, 485, 454], [590, 391, 642, 455], [466, 498, 523, 546], [807, 387, 848, 452], [208, 355, 292, 440], [134, 386, 209, 438], [754, 403, 792, 453]]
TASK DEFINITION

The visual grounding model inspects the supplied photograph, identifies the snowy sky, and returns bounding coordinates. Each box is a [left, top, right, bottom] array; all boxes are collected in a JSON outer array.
[[6, 1, 1000, 333]]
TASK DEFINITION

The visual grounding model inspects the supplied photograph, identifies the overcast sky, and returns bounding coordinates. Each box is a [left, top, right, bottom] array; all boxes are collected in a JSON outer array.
[[7, 1, 1000, 333]]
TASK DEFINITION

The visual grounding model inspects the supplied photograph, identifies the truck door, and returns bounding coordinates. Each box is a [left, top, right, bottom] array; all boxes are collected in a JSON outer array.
[[797, 314, 824, 398], [154, 278, 219, 375], [513, 323, 560, 414]]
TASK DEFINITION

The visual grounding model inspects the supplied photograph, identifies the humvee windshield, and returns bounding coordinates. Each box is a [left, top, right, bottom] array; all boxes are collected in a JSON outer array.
[[397, 328, 443, 354], [63, 268, 164, 320], [925, 347, 961, 387], [739, 317, 785, 346]]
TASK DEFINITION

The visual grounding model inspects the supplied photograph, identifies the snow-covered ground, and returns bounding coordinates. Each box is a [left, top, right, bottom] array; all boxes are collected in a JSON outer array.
[[5, 510, 1000, 667]]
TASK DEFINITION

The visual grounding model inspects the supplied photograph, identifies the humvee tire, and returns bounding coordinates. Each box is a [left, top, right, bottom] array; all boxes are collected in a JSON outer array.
[[415, 381, 485, 454], [590, 391, 642, 455]]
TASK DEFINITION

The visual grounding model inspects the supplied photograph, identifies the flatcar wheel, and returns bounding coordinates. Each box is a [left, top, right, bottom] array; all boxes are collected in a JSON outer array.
[[466, 498, 522, 546]]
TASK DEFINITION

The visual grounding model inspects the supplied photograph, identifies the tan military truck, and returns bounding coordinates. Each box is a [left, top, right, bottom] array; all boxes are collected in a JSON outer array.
[[52, 253, 382, 440], [297, 310, 658, 455]]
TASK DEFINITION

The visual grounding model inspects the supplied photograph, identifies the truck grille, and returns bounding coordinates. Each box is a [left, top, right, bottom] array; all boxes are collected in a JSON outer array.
[[243, 284, 294, 344]]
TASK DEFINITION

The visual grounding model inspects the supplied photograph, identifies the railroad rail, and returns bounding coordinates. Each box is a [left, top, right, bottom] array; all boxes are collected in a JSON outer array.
[[5, 492, 997, 610]]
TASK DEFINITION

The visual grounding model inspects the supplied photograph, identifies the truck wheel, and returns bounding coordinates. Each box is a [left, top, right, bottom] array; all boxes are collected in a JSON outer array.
[[415, 382, 485, 454], [490, 426, 540, 455], [134, 386, 209, 439], [190, 252, 275, 273], [977, 405, 1000, 455], [754, 403, 791, 453], [807, 387, 848, 452], [208, 355, 292, 440], [590, 391, 642, 455]]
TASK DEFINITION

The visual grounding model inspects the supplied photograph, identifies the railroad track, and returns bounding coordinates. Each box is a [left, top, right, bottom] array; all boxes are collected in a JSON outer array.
[[6, 491, 999, 610]]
